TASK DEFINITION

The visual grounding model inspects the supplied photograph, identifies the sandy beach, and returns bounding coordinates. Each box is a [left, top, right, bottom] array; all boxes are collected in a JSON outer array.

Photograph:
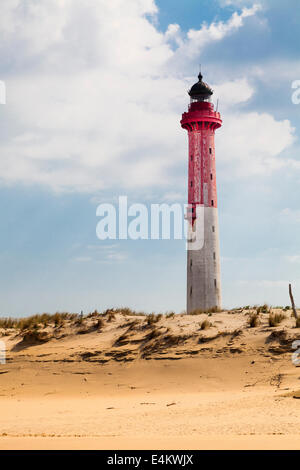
[[0, 309, 299, 450]]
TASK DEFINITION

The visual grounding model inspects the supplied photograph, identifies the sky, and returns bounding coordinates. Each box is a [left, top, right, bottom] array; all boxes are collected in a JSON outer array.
[[0, 0, 300, 316]]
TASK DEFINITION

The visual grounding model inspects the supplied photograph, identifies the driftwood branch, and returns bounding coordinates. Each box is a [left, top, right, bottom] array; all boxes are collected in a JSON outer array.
[[289, 283, 298, 320]]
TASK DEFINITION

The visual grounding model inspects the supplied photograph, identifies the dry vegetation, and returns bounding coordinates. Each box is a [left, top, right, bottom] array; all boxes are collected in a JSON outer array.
[[0, 305, 299, 361], [190, 307, 221, 315], [0, 312, 76, 331], [200, 319, 212, 330], [248, 313, 260, 328], [269, 312, 286, 327], [256, 304, 270, 314]]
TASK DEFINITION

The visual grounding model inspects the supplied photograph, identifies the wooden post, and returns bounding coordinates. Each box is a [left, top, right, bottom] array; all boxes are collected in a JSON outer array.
[[289, 283, 298, 320]]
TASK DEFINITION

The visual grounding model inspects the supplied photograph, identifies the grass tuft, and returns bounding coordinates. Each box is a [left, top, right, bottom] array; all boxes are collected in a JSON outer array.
[[190, 307, 221, 315], [269, 313, 286, 327], [248, 313, 260, 328], [256, 304, 270, 314], [200, 320, 212, 330], [95, 318, 105, 329], [147, 313, 162, 325], [166, 312, 175, 319]]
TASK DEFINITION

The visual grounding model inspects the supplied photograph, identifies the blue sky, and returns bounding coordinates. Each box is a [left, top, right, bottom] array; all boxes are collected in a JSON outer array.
[[0, 0, 300, 316]]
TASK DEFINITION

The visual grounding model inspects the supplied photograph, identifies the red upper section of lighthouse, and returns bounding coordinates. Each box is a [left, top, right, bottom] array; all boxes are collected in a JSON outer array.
[[180, 73, 222, 219], [181, 101, 222, 131]]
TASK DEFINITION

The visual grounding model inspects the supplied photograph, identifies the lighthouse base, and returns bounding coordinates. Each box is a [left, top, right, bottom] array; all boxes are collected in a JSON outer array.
[[187, 207, 221, 313]]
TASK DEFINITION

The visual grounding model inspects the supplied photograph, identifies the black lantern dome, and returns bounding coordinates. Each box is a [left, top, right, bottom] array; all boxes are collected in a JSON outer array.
[[188, 72, 213, 102]]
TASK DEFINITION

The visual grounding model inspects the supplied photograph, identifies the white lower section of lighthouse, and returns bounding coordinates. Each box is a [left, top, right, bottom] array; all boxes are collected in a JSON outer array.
[[187, 207, 221, 313]]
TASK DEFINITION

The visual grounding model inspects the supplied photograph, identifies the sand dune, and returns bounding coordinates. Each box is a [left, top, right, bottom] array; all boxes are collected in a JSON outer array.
[[0, 309, 299, 449]]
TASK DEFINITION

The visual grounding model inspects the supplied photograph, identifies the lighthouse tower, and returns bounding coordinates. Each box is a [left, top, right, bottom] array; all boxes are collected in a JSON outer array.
[[181, 72, 222, 313]]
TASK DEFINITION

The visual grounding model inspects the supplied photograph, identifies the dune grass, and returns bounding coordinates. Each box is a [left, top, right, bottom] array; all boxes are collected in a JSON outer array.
[[190, 307, 221, 315], [0, 312, 77, 331], [248, 313, 260, 328], [269, 313, 286, 327], [200, 320, 212, 330]]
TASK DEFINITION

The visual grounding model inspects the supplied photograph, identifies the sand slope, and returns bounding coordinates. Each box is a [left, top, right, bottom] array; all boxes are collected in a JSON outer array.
[[0, 310, 299, 449]]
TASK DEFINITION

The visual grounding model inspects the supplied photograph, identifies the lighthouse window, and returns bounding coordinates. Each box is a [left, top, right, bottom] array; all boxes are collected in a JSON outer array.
[[210, 173, 213, 180], [190, 286, 193, 296], [190, 259, 192, 268], [190, 181, 193, 187], [214, 279, 217, 288], [191, 155, 193, 161], [213, 252, 216, 260], [212, 226, 215, 232], [209, 148, 212, 154], [211, 200, 214, 206]]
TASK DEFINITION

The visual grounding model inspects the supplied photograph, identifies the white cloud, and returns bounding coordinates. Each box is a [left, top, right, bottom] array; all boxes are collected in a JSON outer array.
[[219, 0, 260, 6], [186, 4, 262, 44], [285, 255, 300, 264], [73, 243, 128, 263], [106, 252, 128, 262], [280, 208, 300, 223], [206, 78, 295, 181], [165, 5, 262, 68], [217, 112, 296, 177], [162, 191, 185, 202], [0, 0, 291, 193], [213, 78, 254, 107]]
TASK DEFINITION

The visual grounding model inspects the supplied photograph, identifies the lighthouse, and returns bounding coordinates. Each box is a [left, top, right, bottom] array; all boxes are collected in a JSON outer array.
[[181, 72, 222, 313]]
